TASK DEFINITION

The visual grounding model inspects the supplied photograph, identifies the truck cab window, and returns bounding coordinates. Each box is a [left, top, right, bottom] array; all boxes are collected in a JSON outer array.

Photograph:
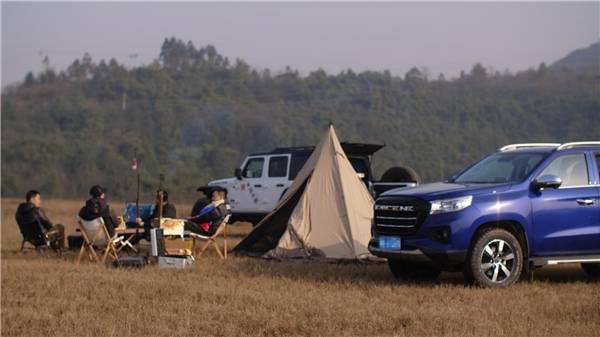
[[243, 158, 264, 178], [595, 154, 600, 180], [268, 156, 289, 178], [289, 153, 311, 180], [539, 154, 589, 187]]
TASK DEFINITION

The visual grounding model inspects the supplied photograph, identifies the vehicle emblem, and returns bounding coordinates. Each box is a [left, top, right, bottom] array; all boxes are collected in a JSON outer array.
[[375, 205, 415, 212]]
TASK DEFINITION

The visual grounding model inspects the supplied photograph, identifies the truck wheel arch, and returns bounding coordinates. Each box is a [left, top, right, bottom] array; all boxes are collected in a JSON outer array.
[[278, 188, 289, 201], [469, 220, 530, 261], [380, 166, 420, 183]]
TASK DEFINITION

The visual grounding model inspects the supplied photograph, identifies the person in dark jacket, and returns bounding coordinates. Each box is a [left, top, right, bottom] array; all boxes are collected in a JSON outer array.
[[190, 186, 211, 217], [185, 186, 230, 236], [129, 190, 177, 244], [78, 185, 118, 237], [135, 190, 177, 227], [15, 190, 65, 249]]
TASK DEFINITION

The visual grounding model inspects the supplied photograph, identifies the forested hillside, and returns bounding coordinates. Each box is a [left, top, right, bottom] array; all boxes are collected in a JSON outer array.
[[2, 38, 599, 201], [551, 41, 600, 72]]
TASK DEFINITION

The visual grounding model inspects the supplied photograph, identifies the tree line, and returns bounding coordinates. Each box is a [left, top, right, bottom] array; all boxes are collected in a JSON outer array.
[[2, 37, 599, 201]]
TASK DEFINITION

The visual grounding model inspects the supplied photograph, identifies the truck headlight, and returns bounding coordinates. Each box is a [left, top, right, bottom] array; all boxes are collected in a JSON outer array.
[[430, 195, 472, 214]]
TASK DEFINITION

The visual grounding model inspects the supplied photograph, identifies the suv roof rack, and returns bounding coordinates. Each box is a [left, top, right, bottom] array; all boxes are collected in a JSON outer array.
[[556, 142, 600, 150], [499, 143, 560, 152]]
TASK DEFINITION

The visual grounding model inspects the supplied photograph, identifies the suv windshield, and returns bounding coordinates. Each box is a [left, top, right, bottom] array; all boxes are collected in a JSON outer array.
[[454, 153, 547, 184]]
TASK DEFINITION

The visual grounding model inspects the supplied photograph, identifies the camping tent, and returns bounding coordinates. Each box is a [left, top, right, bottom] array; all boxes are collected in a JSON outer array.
[[234, 125, 375, 259]]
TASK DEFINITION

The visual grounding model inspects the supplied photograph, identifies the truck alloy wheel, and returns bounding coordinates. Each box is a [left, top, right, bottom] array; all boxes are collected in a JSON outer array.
[[465, 228, 523, 288], [480, 239, 515, 283]]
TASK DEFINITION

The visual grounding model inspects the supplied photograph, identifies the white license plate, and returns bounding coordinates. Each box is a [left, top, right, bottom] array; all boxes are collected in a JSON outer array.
[[379, 236, 401, 250]]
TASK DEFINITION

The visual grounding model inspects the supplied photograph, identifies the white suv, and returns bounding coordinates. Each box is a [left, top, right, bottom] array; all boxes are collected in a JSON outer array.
[[208, 144, 419, 223]]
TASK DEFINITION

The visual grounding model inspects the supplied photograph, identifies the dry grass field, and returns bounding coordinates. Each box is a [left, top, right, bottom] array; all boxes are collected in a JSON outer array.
[[1, 198, 599, 337]]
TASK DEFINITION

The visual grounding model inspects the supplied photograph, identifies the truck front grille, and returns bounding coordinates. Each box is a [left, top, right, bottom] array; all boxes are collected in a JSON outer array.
[[374, 196, 430, 235]]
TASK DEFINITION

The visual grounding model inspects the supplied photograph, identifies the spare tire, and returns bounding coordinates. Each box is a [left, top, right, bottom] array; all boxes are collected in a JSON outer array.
[[381, 166, 420, 183]]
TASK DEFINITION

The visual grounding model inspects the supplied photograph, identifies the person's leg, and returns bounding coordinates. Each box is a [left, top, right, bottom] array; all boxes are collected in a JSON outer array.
[[48, 224, 65, 250], [103, 216, 116, 237], [185, 221, 212, 236]]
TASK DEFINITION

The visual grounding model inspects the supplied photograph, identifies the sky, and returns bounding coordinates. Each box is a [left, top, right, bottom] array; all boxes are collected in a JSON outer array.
[[2, 1, 599, 87]]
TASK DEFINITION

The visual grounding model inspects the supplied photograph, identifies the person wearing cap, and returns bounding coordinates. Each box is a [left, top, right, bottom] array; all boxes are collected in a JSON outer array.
[[191, 186, 212, 217], [185, 186, 230, 236], [78, 185, 119, 237]]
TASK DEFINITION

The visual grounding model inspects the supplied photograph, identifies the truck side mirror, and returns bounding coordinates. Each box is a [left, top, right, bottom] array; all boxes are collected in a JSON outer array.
[[234, 168, 243, 180], [532, 175, 562, 190]]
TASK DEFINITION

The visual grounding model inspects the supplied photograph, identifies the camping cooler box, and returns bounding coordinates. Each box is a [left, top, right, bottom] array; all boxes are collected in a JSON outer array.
[[158, 256, 194, 269]]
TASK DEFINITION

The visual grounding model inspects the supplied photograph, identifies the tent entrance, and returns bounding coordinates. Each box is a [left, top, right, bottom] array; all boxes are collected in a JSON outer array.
[[234, 178, 309, 255]]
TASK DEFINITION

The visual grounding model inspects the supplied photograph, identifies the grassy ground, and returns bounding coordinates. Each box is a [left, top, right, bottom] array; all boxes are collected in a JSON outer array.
[[1, 198, 599, 337]]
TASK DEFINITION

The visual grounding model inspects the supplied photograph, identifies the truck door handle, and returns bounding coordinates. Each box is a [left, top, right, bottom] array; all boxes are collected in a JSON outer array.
[[576, 199, 595, 206], [276, 184, 284, 187], [254, 184, 262, 188]]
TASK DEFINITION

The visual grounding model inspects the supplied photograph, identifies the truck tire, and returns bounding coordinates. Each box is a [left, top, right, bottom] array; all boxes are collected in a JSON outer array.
[[464, 228, 523, 288], [388, 260, 441, 281], [581, 263, 600, 280], [381, 166, 420, 183]]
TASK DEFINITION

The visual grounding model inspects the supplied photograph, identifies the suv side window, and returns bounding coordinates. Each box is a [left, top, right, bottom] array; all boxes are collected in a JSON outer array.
[[289, 153, 311, 180], [268, 156, 288, 178], [242, 157, 264, 178], [539, 154, 589, 187]]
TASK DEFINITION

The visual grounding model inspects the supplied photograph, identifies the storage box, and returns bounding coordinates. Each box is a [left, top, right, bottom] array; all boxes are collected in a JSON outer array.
[[155, 218, 185, 236], [158, 256, 194, 269], [112, 256, 148, 268], [164, 237, 193, 256], [68, 233, 83, 250], [150, 228, 165, 256]]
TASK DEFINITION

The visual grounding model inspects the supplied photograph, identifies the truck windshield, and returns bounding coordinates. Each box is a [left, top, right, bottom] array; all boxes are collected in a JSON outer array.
[[454, 153, 547, 184]]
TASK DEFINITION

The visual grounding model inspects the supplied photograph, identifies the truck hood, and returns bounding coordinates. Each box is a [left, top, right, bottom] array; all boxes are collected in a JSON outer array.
[[208, 178, 237, 186], [380, 182, 513, 201]]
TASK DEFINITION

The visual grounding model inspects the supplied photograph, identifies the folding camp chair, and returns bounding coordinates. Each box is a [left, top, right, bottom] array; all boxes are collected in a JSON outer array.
[[16, 217, 62, 256], [76, 217, 119, 265], [189, 214, 231, 259]]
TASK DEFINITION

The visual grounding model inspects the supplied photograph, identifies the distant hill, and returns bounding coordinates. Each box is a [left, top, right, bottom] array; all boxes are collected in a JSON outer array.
[[2, 38, 599, 200], [551, 41, 600, 72]]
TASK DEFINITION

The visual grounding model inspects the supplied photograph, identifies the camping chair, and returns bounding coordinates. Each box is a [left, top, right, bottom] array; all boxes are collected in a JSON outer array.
[[76, 217, 119, 265], [16, 217, 62, 256], [189, 214, 231, 259]]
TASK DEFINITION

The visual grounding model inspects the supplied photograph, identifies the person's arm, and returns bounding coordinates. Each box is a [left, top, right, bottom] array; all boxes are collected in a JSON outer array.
[[188, 204, 216, 223], [101, 203, 116, 229], [35, 208, 53, 230]]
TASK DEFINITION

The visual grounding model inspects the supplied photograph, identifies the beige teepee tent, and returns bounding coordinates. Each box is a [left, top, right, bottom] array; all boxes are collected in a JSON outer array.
[[234, 125, 375, 259]]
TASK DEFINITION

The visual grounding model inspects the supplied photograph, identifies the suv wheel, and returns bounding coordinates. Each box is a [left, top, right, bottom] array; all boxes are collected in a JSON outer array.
[[581, 263, 600, 280], [465, 228, 523, 288], [388, 260, 441, 281]]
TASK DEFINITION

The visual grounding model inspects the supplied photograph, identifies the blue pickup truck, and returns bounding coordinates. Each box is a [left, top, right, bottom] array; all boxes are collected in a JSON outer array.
[[369, 142, 600, 287]]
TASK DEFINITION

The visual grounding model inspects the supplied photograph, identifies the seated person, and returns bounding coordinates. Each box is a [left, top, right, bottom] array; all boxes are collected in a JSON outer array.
[[78, 185, 119, 237], [191, 186, 212, 217], [185, 186, 230, 237], [135, 190, 177, 230], [15, 190, 65, 250], [129, 190, 177, 244]]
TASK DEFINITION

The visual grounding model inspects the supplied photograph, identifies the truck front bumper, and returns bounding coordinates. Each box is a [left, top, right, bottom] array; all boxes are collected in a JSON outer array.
[[368, 238, 467, 267]]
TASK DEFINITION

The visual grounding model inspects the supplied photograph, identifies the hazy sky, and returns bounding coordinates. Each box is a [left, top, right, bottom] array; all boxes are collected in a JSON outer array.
[[2, 2, 599, 86]]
